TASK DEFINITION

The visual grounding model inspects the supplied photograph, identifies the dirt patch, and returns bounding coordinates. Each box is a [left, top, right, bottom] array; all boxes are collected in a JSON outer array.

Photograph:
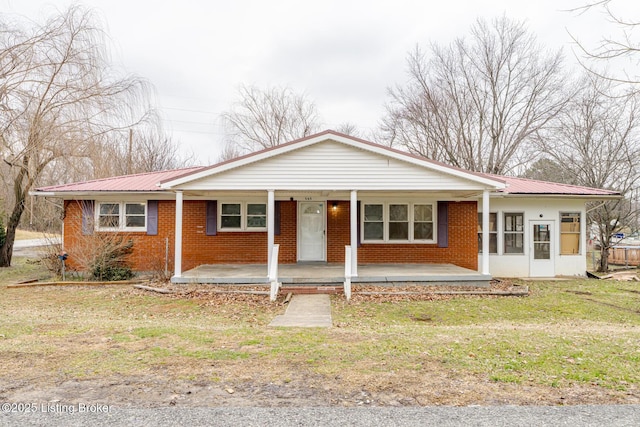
[[2, 372, 638, 408]]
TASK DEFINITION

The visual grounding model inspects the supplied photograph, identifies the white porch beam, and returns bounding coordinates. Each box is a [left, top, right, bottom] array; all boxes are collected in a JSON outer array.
[[482, 189, 490, 275], [267, 189, 275, 274], [174, 190, 183, 278], [350, 190, 358, 277]]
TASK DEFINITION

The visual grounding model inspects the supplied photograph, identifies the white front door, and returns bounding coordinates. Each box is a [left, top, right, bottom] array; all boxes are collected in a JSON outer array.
[[298, 202, 325, 261], [530, 221, 555, 277]]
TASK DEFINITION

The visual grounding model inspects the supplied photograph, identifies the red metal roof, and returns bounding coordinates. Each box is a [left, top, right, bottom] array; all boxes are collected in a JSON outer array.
[[35, 167, 619, 197], [35, 167, 204, 193], [494, 175, 620, 196], [32, 130, 620, 198]]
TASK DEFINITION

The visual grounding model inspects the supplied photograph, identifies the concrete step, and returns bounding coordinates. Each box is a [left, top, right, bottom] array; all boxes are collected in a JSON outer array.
[[280, 285, 343, 295]]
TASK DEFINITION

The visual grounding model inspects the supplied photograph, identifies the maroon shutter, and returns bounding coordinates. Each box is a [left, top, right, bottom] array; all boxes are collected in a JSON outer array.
[[437, 201, 448, 248], [82, 200, 94, 235], [357, 201, 361, 247], [274, 201, 281, 235], [147, 200, 158, 235], [206, 201, 217, 236]]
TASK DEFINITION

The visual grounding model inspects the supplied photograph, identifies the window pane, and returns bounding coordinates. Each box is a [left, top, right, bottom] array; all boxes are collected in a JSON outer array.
[[364, 222, 383, 240], [504, 233, 524, 254], [533, 224, 550, 242], [414, 222, 433, 240], [100, 203, 119, 215], [125, 203, 145, 215], [560, 212, 581, 254], [560, 234, 580, 255], [389, 204, 408, 221], [477, 213, 497, 232], [490, 234, 497, 253], [221, 204, 241, 215], [478, 234, 499, 254], [364, 204, 383, 221], [504, 213, 524, 232], [99, 215, 119, 228], [247, 215, 266, 228], [414, 205, 432, 222], [534, 243, 551, 260], [126, 216, 145, 227], [247, 204, 266, 215], [221, 216, 241, 228], [389, 222, 408, 240]]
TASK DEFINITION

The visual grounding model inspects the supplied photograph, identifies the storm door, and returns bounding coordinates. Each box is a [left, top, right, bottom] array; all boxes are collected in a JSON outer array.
[[298, 202, 326, 261], [530, 221, 555, 277]]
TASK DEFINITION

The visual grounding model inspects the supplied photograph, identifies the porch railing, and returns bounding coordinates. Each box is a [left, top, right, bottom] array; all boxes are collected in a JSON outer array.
[[344, 245, 352, 301], [269, 244, 280, 301]]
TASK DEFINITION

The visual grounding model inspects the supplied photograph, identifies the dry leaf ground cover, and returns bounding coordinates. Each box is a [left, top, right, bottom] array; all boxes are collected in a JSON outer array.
[[1, 257, 639, 407]]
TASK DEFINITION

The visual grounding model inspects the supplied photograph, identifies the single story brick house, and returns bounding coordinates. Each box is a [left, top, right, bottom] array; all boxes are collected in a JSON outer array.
[[33, 130, 619, 281]]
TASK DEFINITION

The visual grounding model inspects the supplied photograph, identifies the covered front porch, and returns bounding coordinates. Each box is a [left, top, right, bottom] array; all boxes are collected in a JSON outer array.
[[172, 262, 492, 287]]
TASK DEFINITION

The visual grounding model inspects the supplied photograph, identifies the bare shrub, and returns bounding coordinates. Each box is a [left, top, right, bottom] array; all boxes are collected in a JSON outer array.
[[72, 233, 134, 281], [38, 234, 64, 277]]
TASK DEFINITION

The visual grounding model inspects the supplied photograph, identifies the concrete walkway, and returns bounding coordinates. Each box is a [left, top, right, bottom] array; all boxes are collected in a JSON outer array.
[[268, 294, 332, 327]]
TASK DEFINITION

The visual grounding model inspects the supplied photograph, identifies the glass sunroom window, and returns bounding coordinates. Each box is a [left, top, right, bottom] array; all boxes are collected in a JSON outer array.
[[560, 212, 581, 254], [504, 212, 524, 254]]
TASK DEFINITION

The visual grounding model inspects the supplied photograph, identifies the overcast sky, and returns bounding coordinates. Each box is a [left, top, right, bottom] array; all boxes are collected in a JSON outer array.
[[2, 0, 635, 163]]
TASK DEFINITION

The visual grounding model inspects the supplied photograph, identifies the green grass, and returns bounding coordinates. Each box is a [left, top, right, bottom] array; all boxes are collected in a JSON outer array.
[[1, 262, 639, 402], [0, 257, 52, 284]]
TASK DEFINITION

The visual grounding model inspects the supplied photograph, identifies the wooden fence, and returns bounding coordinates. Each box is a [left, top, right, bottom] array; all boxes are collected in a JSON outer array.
[[608, 246, 640, 266]]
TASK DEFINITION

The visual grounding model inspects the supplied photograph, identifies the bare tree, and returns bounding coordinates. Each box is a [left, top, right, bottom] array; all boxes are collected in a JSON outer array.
[[221, 84, 320, 154], [335, 122, 360, 137], [0, 7, 153, 267], [381, 17, 567, 175], [538, 74, 640, 271], [569, 1, 640, 86], [91, 127, 195, 178], [522, 158, 579, 185], [217, 140, 245, 163]]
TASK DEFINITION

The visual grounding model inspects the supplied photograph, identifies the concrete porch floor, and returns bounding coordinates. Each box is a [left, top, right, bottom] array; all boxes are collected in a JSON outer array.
[[172, 263, 491, 287]]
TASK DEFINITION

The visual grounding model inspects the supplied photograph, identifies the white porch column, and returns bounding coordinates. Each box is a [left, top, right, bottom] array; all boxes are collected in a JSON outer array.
[[174, 190, 183, 278], [350, 190, 358, 277], [482, 189, 490, 275], [267, 189, 275, 273]]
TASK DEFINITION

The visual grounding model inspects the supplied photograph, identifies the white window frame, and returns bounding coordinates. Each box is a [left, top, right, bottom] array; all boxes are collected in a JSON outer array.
[[477, 212, 498, 254], [503, 212, 525, 254], [559, 211, 582, 255], [96, 201, 147, 232], [361, 201, 436, 244], [218, 201, 267, 232]]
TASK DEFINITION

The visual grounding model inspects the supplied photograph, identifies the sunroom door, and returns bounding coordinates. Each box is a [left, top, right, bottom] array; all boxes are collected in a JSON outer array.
[[530, 221, 555, 277], [298, 202, 326, 261]]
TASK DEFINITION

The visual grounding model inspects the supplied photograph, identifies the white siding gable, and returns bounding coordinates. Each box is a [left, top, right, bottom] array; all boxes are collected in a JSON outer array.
[[177, 140, 490, 191]]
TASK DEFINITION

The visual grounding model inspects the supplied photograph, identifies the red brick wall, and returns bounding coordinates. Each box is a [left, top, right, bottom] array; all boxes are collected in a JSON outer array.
[[326, 200, 478, 270], [327, 200, 351, 262], [63, 199, 477, 272], [63, 200, 176, 273]]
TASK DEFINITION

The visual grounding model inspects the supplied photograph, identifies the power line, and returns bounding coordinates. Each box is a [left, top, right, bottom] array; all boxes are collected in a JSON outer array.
[[162, 106, 219, 115]]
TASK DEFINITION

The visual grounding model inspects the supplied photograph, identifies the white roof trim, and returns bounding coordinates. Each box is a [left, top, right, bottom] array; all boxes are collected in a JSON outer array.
[[160, 131, 506, 190]]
